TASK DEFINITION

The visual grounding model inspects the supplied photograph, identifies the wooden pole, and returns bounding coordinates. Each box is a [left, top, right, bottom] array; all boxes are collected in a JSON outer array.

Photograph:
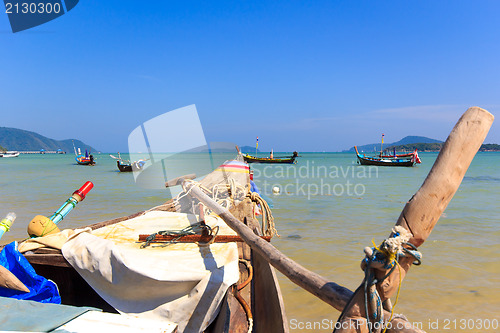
[[0, 265, 29, 293], [184, 181, 424, 333], [338, 107, 494, 332]]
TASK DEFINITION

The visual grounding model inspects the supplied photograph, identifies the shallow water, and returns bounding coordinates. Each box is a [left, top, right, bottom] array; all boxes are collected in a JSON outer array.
[[1, 152, 499, 332]]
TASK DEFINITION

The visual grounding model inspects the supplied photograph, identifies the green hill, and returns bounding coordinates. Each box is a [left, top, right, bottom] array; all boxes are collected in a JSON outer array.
[[387, 142, 443, 152], [347, 136, 442, 152], [386, 142, 500, 152], [0, 127, 96, 153], [479, 143, 500, 151]]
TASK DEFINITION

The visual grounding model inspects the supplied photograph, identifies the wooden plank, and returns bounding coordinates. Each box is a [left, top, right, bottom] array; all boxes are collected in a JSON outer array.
[[32, 263, 118, 313], [24, 253, 72, 268], [252, 249, 289, 333]]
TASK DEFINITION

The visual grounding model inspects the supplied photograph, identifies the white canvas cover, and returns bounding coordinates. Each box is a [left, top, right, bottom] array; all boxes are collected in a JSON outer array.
[[61, 211, 240, 333]]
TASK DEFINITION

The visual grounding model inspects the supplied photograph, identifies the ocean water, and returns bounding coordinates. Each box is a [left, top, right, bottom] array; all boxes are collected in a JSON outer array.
[[1, 152, 499, 332]]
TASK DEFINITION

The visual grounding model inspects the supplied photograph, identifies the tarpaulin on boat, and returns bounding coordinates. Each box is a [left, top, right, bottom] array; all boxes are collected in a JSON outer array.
[[61, 211, 240, 333], [0, 241, 61, 304]]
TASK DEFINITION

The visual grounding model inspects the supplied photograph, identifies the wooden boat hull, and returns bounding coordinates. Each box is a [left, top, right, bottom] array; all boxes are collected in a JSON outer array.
[[18, 203, 288, 332], [0, 151, 20, 158], [356, 155, 415, 167], [116, 161, 132, 172], [354, 146, 416, 167], [243, 152, 298, 164], [76, 156, 95, 165]]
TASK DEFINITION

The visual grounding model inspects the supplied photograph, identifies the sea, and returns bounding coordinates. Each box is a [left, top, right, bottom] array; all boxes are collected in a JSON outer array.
[[0, 152, 499, 332]]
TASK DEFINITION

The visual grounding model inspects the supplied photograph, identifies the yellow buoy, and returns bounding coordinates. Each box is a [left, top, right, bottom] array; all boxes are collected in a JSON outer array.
[[27, 215, 60, 238]]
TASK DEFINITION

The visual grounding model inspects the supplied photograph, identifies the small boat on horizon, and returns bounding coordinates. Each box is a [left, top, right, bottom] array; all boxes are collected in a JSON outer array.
[[0, 151, 20, 158]]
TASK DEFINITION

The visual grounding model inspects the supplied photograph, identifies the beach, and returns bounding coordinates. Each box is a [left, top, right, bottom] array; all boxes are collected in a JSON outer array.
[[0, 152, 499, 331]]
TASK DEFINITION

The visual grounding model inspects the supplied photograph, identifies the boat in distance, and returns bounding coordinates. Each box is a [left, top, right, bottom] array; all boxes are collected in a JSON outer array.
[[110, 153, 147, 172], [354, 146, 421, 167], [0, 151, 20, 158], [243, 151, 299, 164]]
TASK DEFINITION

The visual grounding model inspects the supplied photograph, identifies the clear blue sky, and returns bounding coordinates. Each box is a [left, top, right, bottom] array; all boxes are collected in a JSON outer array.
[[1, 0, 499, 152]]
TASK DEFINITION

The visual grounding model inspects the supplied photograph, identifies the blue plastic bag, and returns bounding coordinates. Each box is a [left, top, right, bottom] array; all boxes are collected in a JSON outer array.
[[0, 241, 61, 303]]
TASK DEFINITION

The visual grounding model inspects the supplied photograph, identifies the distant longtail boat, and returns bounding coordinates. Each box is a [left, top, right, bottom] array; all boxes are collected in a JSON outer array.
[[73, 141, 95, 166], [354, 146, 421, 167]]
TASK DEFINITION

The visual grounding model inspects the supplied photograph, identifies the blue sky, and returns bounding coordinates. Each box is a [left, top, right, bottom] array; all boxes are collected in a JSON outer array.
[[1, 0, 499, 152]]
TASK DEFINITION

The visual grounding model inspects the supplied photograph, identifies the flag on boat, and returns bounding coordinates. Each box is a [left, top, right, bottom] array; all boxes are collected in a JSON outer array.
[[381, 133, 384, 144], [256, 136, 259, 149]]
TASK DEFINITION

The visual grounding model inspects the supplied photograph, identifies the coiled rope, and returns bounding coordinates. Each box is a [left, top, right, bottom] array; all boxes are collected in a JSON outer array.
[[334, 226, 422, 333]]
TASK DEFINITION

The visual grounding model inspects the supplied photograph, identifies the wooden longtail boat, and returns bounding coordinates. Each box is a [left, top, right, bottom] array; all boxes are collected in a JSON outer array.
[[1, 107, 493, 333], [116, 160, 132, 172], [243, 151, 298, 164], [75, 154, 95, 166], [0, 151, 20, 158], [110, 153, 147, 172], [354, 146, 420, 167], [6, 158, 288, 333], [72, 141, 95, 166]]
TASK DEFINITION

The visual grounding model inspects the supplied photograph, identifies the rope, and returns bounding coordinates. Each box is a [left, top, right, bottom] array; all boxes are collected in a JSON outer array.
[[381, 262, 402, 333], [0, 219, 11, 232], [334, 226, 422, 333], [235, 259, 254, 333], [248, 191, 278, 237], [237, 259, 253, 291]]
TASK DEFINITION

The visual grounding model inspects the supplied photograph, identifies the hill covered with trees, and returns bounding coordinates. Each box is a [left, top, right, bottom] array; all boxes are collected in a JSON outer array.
[[0, 127, 96, 153]]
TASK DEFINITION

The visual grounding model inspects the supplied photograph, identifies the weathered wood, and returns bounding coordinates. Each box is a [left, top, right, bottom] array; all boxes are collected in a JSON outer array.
[[164, 173, 197, 188], [23, 253, 72, 267], [229, 197, 288, 332], [398, 107, 494, 246], [0, 265, 29, 292], [252, 244, 289, 333], [31, 263, 118, 313], [339, 107, 494, 333]]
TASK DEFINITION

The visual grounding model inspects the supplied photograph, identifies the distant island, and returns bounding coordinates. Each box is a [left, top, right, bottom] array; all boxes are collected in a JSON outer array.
[[239, 146, 260, 154], [346, 136, 442, 152], [347, 135, 500, 153], [387, 142, 500, 152], [0, 127, 96, 153]]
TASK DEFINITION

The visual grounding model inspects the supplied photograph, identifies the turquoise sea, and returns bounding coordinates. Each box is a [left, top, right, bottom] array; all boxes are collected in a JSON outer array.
[[1, 152, 499, 332]]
